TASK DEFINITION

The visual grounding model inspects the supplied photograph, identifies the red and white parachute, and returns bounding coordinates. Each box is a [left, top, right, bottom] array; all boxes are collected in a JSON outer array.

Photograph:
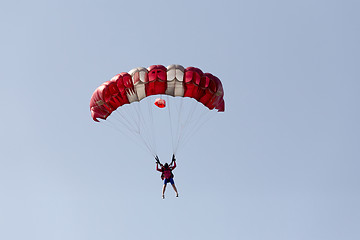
[[90, 64, 225, 156]]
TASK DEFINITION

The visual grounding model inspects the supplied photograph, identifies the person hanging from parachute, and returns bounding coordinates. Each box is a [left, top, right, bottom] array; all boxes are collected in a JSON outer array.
[[155, 154, 179, 199], [89, 64, 225, 197]]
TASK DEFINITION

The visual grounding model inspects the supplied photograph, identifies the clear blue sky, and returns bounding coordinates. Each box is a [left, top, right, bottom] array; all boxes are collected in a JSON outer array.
[[1, 0, 359, 239]]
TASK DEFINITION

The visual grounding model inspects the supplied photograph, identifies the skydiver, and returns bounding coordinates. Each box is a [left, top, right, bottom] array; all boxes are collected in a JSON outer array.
[[155, 154, 179, 199]]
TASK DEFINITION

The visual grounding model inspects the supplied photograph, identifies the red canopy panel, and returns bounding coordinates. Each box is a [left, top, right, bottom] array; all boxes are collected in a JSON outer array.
[[147, 65, 167, 96], [112, 73, 131, 106], [183, 67, 204, 100], [90, 84, 112, 122], [208, 75, 224, 111], [198, 73, 216, 107]]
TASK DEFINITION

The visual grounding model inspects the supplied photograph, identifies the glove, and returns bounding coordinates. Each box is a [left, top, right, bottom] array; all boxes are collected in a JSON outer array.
[[172, 154, 176, 161], [155, 155, 160, 163]]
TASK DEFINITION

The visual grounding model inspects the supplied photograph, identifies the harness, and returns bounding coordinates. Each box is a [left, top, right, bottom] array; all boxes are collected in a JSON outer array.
[[161, 167, 174, 180], [157, 158, 175, 180]]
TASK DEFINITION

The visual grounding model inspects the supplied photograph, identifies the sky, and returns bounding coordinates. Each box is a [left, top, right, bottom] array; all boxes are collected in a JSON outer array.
[[1, 0, 359, 239]]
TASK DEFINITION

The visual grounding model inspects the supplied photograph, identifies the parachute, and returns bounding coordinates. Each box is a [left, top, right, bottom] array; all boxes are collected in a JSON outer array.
[[90, 64, 225, 156]]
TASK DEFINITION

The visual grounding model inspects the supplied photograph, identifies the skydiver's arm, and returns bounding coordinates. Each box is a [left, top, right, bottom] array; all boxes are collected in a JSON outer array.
[[170, 154, 176, 169], [156, 163, 162, 172], [171, 161, 176, 170], [155, 155, 163, 171]]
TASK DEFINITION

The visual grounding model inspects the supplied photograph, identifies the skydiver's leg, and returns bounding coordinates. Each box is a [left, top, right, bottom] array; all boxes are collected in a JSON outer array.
[[171, 184, 178, 197], [170, 179, 178, 197], [162, 184, 166, 199]]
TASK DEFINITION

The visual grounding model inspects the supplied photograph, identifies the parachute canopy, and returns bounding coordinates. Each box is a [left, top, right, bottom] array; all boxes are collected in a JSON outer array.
[[90, 64, 225, 122]]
